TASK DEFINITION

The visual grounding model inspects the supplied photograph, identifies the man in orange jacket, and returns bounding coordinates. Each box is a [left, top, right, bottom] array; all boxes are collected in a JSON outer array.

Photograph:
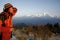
[[0, 3, 17, 40]]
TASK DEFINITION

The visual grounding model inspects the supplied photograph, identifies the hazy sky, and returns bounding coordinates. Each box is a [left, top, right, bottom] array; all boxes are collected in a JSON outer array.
[[0, 0, 60, 17]]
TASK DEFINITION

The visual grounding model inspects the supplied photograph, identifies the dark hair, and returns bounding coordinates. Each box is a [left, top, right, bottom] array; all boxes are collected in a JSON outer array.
[[3, 8, 13, 17], [3, 8, 9, 12]]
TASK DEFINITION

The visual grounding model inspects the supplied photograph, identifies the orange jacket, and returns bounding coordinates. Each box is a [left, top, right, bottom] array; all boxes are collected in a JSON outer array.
[[0, 7, 17, 32]]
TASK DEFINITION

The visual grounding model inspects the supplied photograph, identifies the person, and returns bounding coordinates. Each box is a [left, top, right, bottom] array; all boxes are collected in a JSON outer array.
[[0, 3, 17, 40]]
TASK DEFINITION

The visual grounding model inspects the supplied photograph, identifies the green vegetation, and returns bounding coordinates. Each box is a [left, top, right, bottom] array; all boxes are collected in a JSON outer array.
[[13, 23, 60, 40]]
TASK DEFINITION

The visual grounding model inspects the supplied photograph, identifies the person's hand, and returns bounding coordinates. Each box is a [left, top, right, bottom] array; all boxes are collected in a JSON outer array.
[[12, 7, 17, 16], [13, 7, 17, 13]]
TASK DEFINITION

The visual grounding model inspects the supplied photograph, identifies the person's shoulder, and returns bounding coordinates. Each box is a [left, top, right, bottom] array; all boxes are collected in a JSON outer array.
[[0, 12, 6, 16], [0, 12, 8, 20]]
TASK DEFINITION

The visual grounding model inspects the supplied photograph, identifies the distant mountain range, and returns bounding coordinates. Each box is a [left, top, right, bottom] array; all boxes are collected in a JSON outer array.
[[13, 14, 60, 26]]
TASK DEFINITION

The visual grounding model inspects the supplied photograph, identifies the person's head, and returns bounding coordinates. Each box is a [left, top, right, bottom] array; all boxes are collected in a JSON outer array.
[[3, 3, 17, 16]]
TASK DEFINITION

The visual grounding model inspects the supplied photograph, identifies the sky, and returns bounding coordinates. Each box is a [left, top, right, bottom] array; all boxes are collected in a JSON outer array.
[[0, 0, 60, 17]]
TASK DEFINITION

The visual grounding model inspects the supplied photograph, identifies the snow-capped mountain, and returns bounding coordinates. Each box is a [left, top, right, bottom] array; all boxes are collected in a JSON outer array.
[[13, 13, 60, 25]]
